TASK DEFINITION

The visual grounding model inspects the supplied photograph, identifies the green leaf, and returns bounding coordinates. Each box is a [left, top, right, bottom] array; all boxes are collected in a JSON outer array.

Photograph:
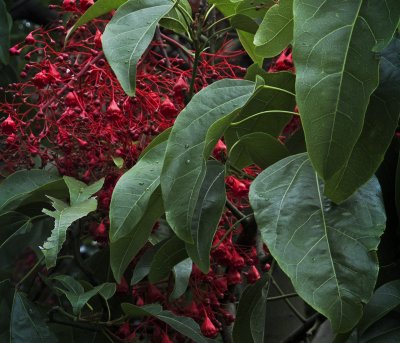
[[139, 127, 171, 158], [238, 30, 263, 66], [293, 0, 400, 180], [254, 0, 293, 58], [185, 161, 226, 273], [231, 14, 259, 34], [110, 189, 164, 282], [160, 0, 192, 34], [11, 292, 56, 342], [233, 274, 268, 343], [249, 153, 386, 333], [161, 79, 254, 242], [148, 235, 188, 283], [0, 169, 67, 214], [66, 0, 128, 41], [112, 156, 124, 169], [102, 0, 174, 96], [235, 0, 274, 19], [42, 177, 102, 268], [0, 212, 31, 253], [358, 279, 400, 335], [324, 37, 400, 203], [250, 286, 268, 343], [53, 275, 115, 315], [122, 303, 213, 343], [110, 142, 166, 242], [170, 258, 192, 301], [130, 241, 164, 284], [229, 132, 289, 169], [0, 0, 11, 65]]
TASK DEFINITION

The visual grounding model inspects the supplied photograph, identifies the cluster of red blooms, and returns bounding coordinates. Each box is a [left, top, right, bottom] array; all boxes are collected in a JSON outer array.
[[0, 0, 295, 341]]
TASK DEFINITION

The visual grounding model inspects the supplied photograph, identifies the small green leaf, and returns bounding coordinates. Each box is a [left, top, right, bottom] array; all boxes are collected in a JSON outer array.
[[0, 0, 11, 65], [254, 0, 293, 58], [170, 258, 192, 301], [161, 79, 254, 242], [185, 161, 226, 273], [122, 304, 212, 343], [231, 14, 259, 34], [110, 142, 166, 242], [65, 0, 128, 41], [11, 292, 56, 342], [160, 0, 192, 34], [229, 132, 289, 169], [148, 235, 188, 283], [102, 0, 175, 96], [250, 154, 386, 333], [112, 156, 124, 169], [293, 0, 400, 180], [0, 170, 67, 214], [238, 30, 263, 66], [325, 37, 400, 203], [110, 189, 164, 282], [64, 176, 104, 205]]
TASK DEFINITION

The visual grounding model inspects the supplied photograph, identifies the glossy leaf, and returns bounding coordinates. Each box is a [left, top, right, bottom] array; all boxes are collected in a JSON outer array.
[[0, 170, 66, 214], [53, 275, 115, 315], [160, 0, 192, 34], [102, 0, 174, 96], [233, 274, 269, 343], [10, 292, 56, 342], [148, 235, 188, 283], [325, 37, 400, 203], [229, 132, 289, 169], [170, 258, 192, 301], [293, 0, 400, 180], [109, 142, 166, 242], [122, 303, 212, 343], [0, 0, 11, 65], [131, 241, 164, 285], [254, 0, 293, 58], [110, 189, 164, 282], [161, 79, 254, 242], [42, 177, 102, 268], [185, 161, 226, 273], [250, 154, 386, 333], [66, 0, 127, 41]]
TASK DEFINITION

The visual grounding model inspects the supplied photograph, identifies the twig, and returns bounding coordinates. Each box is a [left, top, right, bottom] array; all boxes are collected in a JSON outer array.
[[267, 293, 299, 301], [155, 26, 171, 68]]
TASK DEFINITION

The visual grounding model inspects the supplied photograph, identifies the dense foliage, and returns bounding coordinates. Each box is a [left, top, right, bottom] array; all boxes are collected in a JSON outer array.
[[0, 0, 400, 342]]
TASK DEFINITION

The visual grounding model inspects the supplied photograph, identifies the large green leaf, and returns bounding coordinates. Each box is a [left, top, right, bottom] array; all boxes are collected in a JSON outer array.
[[53, 275, 115, 315], [0, 170, 67, 214], [230, 14, 259, 34], [233, 274, 268, 343], [41, 177, 103, 268], [10, 292, 56, 342], [185, 160, 226, 273], [122, 303, 212, 343], [148, 235, 188, 283], [110, 189, 164, 282], [170, 258, 192, 301], [293, 0, 400, 180], [249, 153, 386, 333], [102, 0, 174, 96], [109, 142, 166, 242], [66, 0, 128, 41], [229, 132, 289, 169], [0, 0, 11, 65], [254, 0, 293, 58], [161, 79, 254, 242], [325, 37, 400, 203]]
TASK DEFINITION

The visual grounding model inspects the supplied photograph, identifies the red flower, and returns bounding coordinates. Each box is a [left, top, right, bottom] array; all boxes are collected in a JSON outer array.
[[201, 312, 219, 338], [1, 116, 17, 135], [160, 97, 178, 118], [246, 265, 261, 284]]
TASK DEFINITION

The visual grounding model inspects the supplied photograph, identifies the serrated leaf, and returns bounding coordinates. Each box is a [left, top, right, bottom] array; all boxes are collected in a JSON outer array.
[[42, 178, 101, 269], [0, 0, 11, 65], [66, 0, 127, 41], [122, 303, 213, 343], [293, 0, 400, 180], [102, 0, 174, 96], [110, 189, 164, 282], [229, 132, 289, 169], [161, 79, 254, 242], [249, 153, 386, 333], [53, 275, 115, 315], [170, 258, 192, 301], [0, 170, 67, 214], [185, 161, 226, 273], [148, 235, 187, 283], [160, 0, 192, 34], [325, 37, 400, 203], [254, 0, 293, 58], [110, 142, 166, 242], [11, 292, 56, 342]]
